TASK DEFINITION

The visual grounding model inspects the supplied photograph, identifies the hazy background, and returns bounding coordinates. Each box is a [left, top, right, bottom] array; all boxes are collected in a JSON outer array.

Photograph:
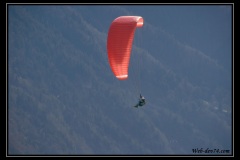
[[8, 4, 232, 155]]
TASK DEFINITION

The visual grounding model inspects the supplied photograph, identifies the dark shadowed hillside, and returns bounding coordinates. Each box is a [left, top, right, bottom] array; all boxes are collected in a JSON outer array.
[[8, 5, 232, 155]]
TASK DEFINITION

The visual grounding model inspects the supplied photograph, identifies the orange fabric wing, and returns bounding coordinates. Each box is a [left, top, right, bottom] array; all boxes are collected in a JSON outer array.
[[107, 16, 144, 80]]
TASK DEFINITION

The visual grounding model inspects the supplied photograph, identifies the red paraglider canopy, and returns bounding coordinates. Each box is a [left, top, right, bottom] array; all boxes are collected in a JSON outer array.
[[107, 16, 144, 80]]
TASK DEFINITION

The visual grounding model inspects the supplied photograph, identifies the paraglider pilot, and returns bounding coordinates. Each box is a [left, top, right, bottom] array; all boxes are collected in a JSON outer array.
[[134, 94, 146, 108]]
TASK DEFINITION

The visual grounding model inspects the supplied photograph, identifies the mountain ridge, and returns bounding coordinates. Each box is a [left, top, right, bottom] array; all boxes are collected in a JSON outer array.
[[8, 5, 232, 155]]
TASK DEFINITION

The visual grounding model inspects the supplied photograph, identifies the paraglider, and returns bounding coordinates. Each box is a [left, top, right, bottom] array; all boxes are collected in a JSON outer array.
[[133, 94, 146, 108], [107, 16, 146, 108], [107, 16, 144, 80]]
